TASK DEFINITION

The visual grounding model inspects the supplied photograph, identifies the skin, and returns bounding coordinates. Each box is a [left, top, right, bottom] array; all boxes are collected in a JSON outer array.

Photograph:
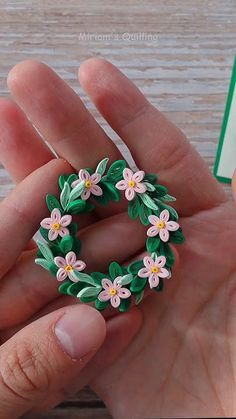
[[0, 58, 235, 417]]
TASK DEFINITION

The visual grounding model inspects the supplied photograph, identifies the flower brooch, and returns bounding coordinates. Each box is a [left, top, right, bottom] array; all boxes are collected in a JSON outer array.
[[35, 158, 185, 312]]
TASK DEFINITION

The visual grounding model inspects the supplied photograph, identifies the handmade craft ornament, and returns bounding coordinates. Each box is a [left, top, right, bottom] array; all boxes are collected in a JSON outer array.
[[35, 158, 185, 312]]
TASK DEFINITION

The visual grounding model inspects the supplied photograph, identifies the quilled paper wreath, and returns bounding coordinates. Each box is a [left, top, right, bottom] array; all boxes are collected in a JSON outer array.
[[35, 158, 185, 312]]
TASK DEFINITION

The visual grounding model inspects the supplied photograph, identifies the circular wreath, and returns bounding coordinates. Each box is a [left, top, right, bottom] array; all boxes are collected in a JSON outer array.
[[35, 158, 185, 312]]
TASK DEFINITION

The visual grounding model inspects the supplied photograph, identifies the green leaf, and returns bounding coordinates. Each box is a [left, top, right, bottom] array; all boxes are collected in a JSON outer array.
[[95, 157, 109, 176], [106, 160, 126, 182], [109, 261, 124, 280], [36, 241, 54, 262], [77, 286, 102, 299], [143, 182, 156, 192], [130, 276, 147, 293], [91, 272, 106, 285], [103, 182, 121, 202], [73, 271, 97, 286], [159, 242, 175, 267], [135, 290, 144, 305], [39, 227, 50, 242], [68, 222, 78, 236], [153, 278, 164, 292], [59, 236, 73, 253], [67, 174, 78, 186], [128, 196, 140, 220], [163, 193, 176, 202], [67, 281, 85, 296], [66, 199, 86, 214], [144, 173, 157, 183], [35, 258, 53, 271], [169, 229, 185, 244], [69, 180, 85, 202], [118, 274, 133, 286], [49, 264, 58, 277], [58, 280, 72, 295], [58, 174, 68, 190], [139, 193, 159, 210], [155, 201, 179, 221], [166, 205, 179, 222], [83, 200, 95, 212], [95, 299, 109, 311], [146, 236, 161, 252], [128, 260, 144, 275], [72, 236, 81, 254], [60, 182, 70, 210], [119, 298, 131, 312], [155, 184, 168, 197], [93, 189, 110, 206], [46, 194, 62, 212], [139, 203, 152, 226]]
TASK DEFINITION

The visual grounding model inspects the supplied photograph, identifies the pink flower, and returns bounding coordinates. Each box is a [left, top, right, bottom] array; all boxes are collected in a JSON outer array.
[[147, 209, 179, 242], [138, 255, 169, 288], [72, 169, 103, 200], [54, 251, 86, 282], [115, 168, 147, 201], [40, 208, 72, 241], [98, 277, 131, 308]]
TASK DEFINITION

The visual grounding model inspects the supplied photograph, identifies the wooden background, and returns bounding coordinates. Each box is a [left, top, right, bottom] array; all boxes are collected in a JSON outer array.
[[0, 0, 235, 417]]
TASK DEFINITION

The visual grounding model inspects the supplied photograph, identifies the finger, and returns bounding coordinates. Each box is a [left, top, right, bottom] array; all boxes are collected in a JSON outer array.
[[7, 60, 128, 219], [0, 158, 71, 278], [79, 58, 227, 216], [65, 306, 143, 395], [0, 98, 53, 183], [0, 304, 106, 417], [7, 60, 120, 171], [0, 212, 146, 329]]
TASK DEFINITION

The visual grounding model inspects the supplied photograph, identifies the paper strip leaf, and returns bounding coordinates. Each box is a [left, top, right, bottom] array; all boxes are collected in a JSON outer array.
[[36, 241, 54, 262], [139, 193, 159, 210], [77, 286, 102, 299], [96, 157, 109, 176], [73, 271, 97, 286], [69, 180, 85, 202], [118, 274, 133, 286], [135, 290, 144, 305], [60, 182, 70, 210]]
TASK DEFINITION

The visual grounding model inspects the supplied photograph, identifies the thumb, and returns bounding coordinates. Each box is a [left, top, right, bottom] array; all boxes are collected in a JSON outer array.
[[0, 304, 106, 418]]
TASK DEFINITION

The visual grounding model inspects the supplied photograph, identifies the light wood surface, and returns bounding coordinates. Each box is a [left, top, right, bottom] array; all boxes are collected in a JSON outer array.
[[0, 0, 235, 417]]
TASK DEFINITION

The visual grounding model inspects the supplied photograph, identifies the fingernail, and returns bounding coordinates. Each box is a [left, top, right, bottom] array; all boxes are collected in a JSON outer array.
[[55, 306, 105, 359]]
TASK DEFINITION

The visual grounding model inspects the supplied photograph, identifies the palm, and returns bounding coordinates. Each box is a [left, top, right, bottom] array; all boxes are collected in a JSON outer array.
[[91, 200, 236, 417], [0, 58, 234, 417]]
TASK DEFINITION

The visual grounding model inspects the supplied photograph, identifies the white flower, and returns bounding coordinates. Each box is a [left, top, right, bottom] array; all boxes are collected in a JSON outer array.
[[40, 208, 72, 241], [138, 255, 169, 288], [72, 169, 103, 200], [54, 251, 86, 282], [147, 209, 179, 242], [115, 168, 147, 201], [98, 277, 131, 308]]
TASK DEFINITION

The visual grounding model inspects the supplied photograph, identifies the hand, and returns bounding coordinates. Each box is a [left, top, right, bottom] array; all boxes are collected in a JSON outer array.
[[0, 62, 143, 418], [0, 57, 234, 418], [74, 59, 235, 418]]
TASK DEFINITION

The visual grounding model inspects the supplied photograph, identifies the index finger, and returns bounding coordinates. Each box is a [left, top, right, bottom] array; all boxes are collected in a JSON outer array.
[[79, 58, 227, 216]]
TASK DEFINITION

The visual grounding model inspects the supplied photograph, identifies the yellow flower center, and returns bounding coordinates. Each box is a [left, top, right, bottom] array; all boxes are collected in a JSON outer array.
[[157, 221, 165, 229], [128, 180, 136, 188], [151, 266, 159, 273], [65, 265, 73, 272], [85, 180, 92, 189], [52, 222, 61, 231], [109, 288, 117, 296]]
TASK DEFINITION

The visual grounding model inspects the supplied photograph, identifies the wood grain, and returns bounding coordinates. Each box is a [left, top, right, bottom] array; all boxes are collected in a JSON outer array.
[[0, 0, 235, 417]]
